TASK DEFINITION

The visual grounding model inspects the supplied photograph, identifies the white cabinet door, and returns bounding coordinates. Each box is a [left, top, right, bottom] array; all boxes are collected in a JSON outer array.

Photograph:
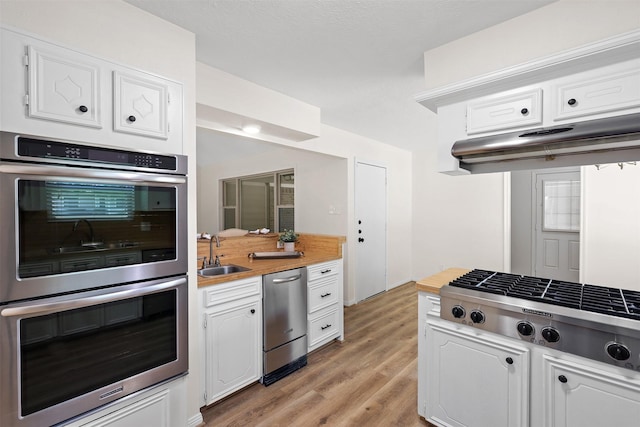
[[113, 71, 168, 139], [553, 59, 640, 121], [201, 277, 262, 405], [204, 298, 261, 405], [426, 319, 530, 427], [27, 45, 101, 128], [466, 88, 543, 135], [543, 354, 640, 427]]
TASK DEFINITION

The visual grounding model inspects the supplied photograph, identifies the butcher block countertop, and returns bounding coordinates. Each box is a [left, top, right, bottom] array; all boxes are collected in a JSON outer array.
[[197, 233, 345, 287], [415, 268, 470, 294]]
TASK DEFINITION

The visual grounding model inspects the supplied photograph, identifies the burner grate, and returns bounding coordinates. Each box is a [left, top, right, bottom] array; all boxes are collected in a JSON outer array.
[[448, 269, 640, 320]]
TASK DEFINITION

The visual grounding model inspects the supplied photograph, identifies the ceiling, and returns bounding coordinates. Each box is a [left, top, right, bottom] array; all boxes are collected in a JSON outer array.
[[126, 0, 555, 151]]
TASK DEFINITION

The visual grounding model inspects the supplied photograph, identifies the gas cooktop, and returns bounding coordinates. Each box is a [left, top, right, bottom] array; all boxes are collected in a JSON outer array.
[[440, 269, 640, 371], [449, 269, 640, 320]]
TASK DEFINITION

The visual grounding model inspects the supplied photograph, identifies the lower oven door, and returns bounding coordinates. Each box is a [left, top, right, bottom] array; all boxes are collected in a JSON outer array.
[[0, 276, 188, 427]]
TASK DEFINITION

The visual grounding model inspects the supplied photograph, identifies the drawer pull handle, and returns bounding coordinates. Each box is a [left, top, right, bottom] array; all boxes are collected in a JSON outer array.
[[321, 324, 332, 330], [520, 108, 528, 115], [320, 269, 332, 274], [567, 98, 577, 106], [321, 292, 332, 298]]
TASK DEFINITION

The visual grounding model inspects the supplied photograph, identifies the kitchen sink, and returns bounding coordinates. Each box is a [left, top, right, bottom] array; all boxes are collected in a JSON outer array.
[[198, 265, 251, 277]]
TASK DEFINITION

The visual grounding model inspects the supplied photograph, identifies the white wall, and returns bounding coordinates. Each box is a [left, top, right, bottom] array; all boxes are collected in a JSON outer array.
[[581, 164, 640, 291], [412, 0, 640, 281], [0, 1, 201, 425]]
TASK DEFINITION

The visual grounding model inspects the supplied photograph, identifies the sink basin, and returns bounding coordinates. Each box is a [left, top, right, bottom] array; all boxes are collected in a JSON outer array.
[[198, 265, 251, 277]]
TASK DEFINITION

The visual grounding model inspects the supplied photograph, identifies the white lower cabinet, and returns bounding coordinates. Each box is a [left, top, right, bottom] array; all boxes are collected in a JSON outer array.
[[542, 354, 640, 427], [306, 260, 344, 352], [425, 317, 530, 427], [201, 277, 262, 406], [419, 291, 640, 427]]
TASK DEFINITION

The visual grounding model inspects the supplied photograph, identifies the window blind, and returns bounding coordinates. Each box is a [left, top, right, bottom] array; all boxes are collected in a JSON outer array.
[[46, 182, 135, 220]]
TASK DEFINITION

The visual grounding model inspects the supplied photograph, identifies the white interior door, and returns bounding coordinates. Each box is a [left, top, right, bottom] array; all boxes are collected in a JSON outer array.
[[355, 161, 387, 302], [534, 170, 580, 282]]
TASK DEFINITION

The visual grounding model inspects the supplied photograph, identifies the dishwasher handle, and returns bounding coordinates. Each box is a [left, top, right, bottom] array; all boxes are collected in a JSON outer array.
[[272, 274, 302, 284]]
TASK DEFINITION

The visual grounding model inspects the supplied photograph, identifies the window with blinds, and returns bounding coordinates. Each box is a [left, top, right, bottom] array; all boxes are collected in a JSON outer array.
[[46, 182, 135, 220]]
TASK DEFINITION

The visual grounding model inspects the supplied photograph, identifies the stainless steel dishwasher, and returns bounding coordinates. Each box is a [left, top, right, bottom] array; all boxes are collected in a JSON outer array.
[[262, 267, 308, 385]]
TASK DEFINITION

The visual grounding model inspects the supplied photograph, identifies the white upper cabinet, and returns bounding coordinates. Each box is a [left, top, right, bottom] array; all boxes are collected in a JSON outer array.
[[416, 30, 640, 175], [27, 45, 101, 128], [552, 59, 640, 121], [113, 71, 169, 139], [1, 27, 183, 154], [466, 88, 542, 135]]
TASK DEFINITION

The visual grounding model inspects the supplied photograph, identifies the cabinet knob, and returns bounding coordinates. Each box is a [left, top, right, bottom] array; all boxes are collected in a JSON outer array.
[[520, 108, 528, 115], [558, 375, 568, 383], [78, 105, 88, 113], [567, 98, 577, 106], [128, 115, 137, 122], [506, 357, 513, 365], [250, 309, 255, 314]]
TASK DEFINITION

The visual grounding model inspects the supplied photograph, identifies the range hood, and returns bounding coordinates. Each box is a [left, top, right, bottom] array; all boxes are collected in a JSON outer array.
[[451, 113, 640, 173]]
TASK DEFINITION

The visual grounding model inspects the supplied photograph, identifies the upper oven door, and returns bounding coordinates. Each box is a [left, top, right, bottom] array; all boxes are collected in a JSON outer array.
[[0, 162, 188, 303]]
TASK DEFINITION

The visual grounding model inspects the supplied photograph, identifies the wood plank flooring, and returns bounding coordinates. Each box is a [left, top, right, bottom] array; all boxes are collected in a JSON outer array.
[[201, 282, 433, 427]]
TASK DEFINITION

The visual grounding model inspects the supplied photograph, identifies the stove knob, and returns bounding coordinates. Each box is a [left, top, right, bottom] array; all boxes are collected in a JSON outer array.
[[606, 343, 631, 361], [517, 321, 535, 336], [470, 310, 485, 324], [541, 327, 560, 343], [451, 305, 465, 319]]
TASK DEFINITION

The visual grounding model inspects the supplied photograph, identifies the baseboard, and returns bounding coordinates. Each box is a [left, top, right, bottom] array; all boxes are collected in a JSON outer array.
[[187, 412, 204, 427]]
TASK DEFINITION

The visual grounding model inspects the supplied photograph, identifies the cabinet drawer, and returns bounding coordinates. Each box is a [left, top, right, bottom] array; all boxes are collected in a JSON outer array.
[[307, 261, 338, 281], [308, 308, 340, 348], [466, 88, 542, 135], [553, 61, 640, 121], [202, 277, 261, 308], [308, 276, 338, 313]]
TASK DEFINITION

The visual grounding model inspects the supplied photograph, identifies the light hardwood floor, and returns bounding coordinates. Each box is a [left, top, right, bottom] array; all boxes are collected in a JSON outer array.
[[201, 281, 433, 427]]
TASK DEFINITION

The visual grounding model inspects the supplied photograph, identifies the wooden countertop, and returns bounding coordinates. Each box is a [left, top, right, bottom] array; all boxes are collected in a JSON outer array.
[[415, 268, 470, 294], [197, 252, 342, 287]]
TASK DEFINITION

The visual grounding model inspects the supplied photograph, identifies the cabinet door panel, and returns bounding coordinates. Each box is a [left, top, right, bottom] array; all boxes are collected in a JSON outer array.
[[543, 355, 640, 427], [205, 299, 261, 404], [426, 320, 530, 427], [28, 46, 101, 128], [553, 60, 640, 121], [113, 71, 168, 139], [466, 88, 542, 135]]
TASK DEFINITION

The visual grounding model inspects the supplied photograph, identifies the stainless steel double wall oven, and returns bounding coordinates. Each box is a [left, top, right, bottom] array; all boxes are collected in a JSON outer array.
[[0, 132, 189, 427]]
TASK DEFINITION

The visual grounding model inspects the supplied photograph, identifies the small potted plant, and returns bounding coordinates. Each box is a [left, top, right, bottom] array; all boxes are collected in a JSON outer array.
[[279, 229, 299, 252]]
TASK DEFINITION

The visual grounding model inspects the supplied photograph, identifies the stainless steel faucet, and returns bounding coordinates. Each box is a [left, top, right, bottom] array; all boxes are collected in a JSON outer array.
[[208, 235, 221, 266]]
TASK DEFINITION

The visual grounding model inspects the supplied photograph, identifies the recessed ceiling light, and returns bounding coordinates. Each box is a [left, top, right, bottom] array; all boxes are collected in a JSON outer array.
[[242, 124, 261, 134]]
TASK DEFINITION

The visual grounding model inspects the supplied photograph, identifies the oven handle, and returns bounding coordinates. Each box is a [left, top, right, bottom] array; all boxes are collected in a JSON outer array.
[[0, 163, 186, 184], [0, 277, 186, 318]]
